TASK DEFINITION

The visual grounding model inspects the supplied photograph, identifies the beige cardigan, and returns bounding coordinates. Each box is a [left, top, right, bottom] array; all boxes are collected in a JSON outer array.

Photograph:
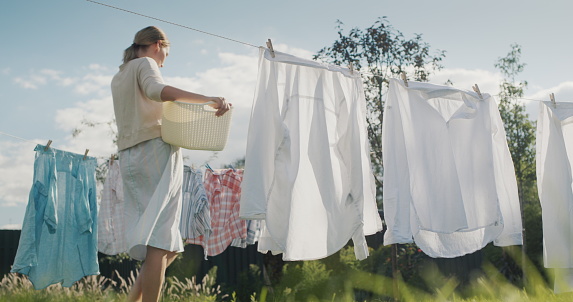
[[111, 57, 167, 151]]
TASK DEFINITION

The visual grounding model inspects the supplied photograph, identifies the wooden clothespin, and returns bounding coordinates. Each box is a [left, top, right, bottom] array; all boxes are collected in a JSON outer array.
[[400, 72, 408, 87], [348, 62, 354, 75], [472, 84, 483, 100], [266, 39, 275, 58], [44, 140, 52, 151], [110, 154, 115, 165], [83, 149, 89, 160], [550, 93, 556, 108]]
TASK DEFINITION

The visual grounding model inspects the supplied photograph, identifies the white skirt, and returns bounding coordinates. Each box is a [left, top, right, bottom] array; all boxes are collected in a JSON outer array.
[[119, 137, 184, 261]]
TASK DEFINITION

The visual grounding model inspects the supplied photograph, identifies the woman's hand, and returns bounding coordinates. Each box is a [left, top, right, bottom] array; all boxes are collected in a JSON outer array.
[[209, 97, 231, 116]]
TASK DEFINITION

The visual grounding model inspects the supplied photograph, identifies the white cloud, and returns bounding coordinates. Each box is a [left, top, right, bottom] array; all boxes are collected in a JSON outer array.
[[40, 69, 77, 87], [431, 68, 503, 96], [273, 43, 315, 61], [88, 64, 109, 72], [527, 81, 573, 102], [11, 66, 111, 93], [0, 224, 22, 230], [1, 68, 10, 75], [14, 74, 47, 89], [0, 140, 38, 207], [74, 74, 113, 96], [55, 95, 117, 157]]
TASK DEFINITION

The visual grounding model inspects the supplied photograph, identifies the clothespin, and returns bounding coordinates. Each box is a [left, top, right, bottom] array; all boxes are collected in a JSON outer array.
[[229, 164, 236, 172], [472, 84, 483, 100], [83, 149, 89, 160], [266, 39, 275, 58], [44, 140, 52, 151], [348, 62, 354, 75], [110, 154, 115, 166], [400, 72, 408, 87], [550, 93, 556, 108], [205, 163, 213, 171]]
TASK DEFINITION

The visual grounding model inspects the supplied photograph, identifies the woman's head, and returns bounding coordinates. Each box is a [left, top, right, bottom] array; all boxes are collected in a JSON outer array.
[[123, 26, 170, 64]]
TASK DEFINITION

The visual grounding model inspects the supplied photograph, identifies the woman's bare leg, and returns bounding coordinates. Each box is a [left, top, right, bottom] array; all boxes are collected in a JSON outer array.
[[127, 246, 178, 302]]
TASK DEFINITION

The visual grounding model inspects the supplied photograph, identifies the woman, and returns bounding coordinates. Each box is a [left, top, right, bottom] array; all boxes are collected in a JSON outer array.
[[111, 26, 230, 302]]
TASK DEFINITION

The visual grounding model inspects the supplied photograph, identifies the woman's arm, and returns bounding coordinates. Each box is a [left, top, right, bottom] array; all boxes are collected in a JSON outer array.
[[160, 85, 230, 116]]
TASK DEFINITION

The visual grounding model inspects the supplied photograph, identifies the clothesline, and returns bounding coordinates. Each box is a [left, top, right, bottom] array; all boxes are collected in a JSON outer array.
[[0, 130, 96, 159], [85, 0, 259, 49], [84, 0, 561, 105], [0, 130, 37, 144]]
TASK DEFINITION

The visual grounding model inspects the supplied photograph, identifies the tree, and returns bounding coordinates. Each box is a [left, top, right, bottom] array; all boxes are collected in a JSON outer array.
[[494, 43, 541, 282], [314, 17, 445, 204], [495, 44, 536, 201]]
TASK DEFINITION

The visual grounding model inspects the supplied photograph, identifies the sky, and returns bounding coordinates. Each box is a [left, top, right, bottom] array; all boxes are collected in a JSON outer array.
[[1, 0, 572, 229]]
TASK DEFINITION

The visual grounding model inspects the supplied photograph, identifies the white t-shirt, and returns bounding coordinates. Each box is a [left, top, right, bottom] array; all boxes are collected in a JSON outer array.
[[240, 47, 383, 261], [536, 101, 573, 293], [382, 78, 522, 258]]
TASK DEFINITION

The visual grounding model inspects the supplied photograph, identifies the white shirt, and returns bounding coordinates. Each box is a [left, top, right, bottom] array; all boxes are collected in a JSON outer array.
[[240, 47, 383, 261], [536, 101, 573, 293], [98, 160, 127, 255], [382, 78, 522, 258]]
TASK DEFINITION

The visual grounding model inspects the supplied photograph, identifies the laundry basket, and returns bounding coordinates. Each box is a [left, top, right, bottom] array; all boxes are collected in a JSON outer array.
[[161, 101, 233, 151]]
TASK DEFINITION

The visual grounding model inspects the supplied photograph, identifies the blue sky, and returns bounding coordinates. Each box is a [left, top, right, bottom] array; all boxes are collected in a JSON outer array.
[[1, 0, 572, 228]]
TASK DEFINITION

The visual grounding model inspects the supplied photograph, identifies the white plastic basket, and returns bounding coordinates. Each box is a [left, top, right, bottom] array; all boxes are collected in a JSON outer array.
[[161, 101, 233, 151]]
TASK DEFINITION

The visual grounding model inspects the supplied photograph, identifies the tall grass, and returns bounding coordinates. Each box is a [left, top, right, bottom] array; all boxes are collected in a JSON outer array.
[[0, 267, 225, 302], [2, 247, 573, 301]]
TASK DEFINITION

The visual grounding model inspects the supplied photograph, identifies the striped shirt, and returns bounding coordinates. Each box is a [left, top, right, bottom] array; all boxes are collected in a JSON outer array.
[[187, 169, 246, 256], [231, 220, 262, 248], [179, 166, 212, 259]]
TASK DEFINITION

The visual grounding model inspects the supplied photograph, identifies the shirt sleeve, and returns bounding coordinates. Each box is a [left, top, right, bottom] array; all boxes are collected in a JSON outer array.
[[11, 146, 56, 274], [75, 165, 93, 234], [382, 79, 414, 245], [239, 48, 285, 219], [489, 96, 523, 246], [137, 57, 167, 102], [43, 153, 58, 232]]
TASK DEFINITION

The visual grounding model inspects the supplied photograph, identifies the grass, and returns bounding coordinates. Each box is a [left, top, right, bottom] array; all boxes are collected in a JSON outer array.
[[2, 248, 573, 302]]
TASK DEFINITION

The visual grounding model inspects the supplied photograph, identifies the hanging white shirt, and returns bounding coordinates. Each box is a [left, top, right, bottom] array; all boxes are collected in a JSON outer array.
[[536, 101, 573, 293], [382, 78, 522, 258], [240, 47, 383, 261], [98, 160, 127, 255]]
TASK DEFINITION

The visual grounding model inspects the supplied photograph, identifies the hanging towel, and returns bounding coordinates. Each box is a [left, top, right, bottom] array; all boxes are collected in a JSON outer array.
[[382, 78, 522, 258], [240, 48, 383, 261], [11, 145, 99, 289], [187, 168, 246, 257], [98, 159, 127, 255], [536, 101, 573, 293]]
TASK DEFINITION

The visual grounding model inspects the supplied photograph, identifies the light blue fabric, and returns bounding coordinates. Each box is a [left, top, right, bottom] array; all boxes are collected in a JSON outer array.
[[11, 145, 99, 289]]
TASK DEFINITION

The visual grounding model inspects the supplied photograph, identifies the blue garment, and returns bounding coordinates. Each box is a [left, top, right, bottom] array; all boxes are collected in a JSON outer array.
[[11, 145, 99, 289]]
